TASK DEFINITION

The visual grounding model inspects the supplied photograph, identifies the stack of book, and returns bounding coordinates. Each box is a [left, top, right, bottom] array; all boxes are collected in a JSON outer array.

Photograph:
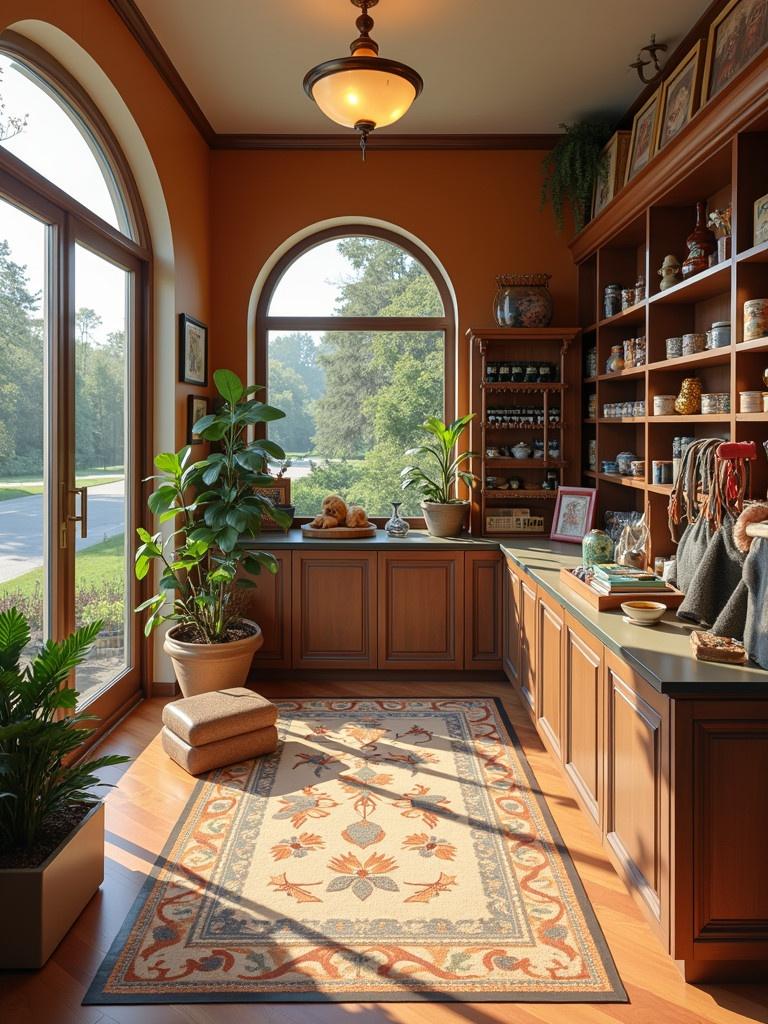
[[589, 563, 669, 596]]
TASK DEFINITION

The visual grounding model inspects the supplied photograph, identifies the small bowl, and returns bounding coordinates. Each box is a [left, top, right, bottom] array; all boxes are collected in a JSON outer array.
[[621, 600, 667, 625]]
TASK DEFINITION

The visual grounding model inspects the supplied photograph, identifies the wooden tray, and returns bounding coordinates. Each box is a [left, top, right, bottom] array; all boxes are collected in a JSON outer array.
[[300, 524, 377, 539], [559, 567, 684, 611]]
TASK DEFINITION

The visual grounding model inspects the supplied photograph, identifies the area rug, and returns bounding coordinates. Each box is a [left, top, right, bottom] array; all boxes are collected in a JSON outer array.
[[85, 697, 625, 1004]]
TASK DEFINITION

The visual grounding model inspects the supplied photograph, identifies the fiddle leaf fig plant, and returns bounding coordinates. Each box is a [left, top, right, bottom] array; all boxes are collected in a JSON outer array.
[[401, 414, 477, 504], [541, 119, 614, 232], [135, 369, 290, 644]]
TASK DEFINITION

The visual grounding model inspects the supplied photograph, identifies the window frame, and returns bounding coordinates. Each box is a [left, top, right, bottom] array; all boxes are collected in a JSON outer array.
[[256, 224, 455, 525]]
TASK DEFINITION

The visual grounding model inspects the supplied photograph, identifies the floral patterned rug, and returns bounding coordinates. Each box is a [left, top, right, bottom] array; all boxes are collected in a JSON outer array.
[[85, 698, 625, 1003]]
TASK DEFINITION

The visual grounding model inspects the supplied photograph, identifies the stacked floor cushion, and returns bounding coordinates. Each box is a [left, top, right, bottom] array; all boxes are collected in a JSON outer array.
[[161, 687, 278, 774]]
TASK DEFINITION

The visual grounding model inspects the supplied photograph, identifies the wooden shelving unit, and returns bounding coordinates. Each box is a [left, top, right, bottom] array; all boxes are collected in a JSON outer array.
[[573, 77, 768, 568], [467, 327, 580, 536]]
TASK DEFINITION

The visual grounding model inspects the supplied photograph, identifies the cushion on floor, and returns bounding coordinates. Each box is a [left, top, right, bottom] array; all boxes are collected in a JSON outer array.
[[162, 687, 277, 746], [161, 724, 278, 775]]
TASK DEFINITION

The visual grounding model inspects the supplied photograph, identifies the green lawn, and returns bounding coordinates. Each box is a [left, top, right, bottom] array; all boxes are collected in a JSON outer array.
[[0, 476, 122, 502], [0, 533, 125, 601]]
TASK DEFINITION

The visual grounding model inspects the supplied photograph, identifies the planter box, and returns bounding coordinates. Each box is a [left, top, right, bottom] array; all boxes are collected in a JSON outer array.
[[0, 801, 104, 968]]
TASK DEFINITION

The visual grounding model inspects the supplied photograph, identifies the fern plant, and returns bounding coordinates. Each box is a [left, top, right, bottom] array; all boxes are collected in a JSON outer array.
[[541, 120, 614, 233], [0, 609, 129, 852]]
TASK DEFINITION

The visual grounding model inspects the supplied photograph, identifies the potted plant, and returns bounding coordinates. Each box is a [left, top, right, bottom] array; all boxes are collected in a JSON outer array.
[[541, 119, 614, 233], [401, 414, 477, 538], [136, 369, 290, 697], [0, 609, 130, 968]]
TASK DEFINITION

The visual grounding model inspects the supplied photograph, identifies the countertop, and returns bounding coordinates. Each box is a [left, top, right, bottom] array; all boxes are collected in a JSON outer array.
[[242, 528, 499, 551]]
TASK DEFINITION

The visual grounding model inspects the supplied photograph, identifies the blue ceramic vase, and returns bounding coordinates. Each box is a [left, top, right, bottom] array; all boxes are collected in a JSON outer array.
[[582, 529, 614, 568]]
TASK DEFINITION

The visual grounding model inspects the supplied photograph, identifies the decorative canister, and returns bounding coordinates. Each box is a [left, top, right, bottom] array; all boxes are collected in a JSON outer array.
[[634, 336, 647, 365], [606, 345, 625, 374], [740, 391, 763, 413], [588, 439, 597, 470], [675, 377, 703, 415], [510, 363, 524, 382], [494, 273, 553, 327], [682, 332, 707, 355], [623, 338, 634, 367], [511, 441, 532, 459], [616, 450, 638, 475], [682, 200, 717, 277], [666, 336, 683, 359], [654, 394, 676, 416], [707, 321, 731, 348], [630, 460, 645, 477], [601, 460, 619, 474], [621, 287, 635, 310], [586, 347, 597, 378], [604, 283, 622, 318], [486, 445, 500, 458], [587, 393, 597, 419], [701, 393, 729, 414], [652, 460, 673, 484], [633, 400, 646, 417], [384, 502, 410, 538], [582, 529, 614, 568], [744, 298, 768, 341], [764, 393, 768, 413]]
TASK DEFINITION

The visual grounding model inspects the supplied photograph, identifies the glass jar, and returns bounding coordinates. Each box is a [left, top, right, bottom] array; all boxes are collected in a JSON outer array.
[[604, 283, 621, 318]]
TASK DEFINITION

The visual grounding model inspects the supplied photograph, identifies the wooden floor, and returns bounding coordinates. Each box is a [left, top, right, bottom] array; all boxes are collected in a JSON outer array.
[[2, 679, 768, 1024]]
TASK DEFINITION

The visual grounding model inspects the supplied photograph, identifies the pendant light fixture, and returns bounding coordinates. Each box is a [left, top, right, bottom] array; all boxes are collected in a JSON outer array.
[[303, 0, 423, 158]]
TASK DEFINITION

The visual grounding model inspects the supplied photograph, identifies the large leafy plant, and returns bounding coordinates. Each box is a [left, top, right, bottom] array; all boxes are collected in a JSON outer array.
[[0, 609, 129, 852], [136, 369, 290, 644], [541, 120, 613, 232], [401, 414, 477, 504]]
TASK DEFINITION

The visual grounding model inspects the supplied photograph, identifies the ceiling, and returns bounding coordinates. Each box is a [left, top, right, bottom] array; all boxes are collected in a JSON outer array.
[[134, 0, 708, 135]]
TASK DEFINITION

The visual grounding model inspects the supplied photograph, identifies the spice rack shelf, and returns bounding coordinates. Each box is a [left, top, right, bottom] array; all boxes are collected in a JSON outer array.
[[468, 327, 580, 536]]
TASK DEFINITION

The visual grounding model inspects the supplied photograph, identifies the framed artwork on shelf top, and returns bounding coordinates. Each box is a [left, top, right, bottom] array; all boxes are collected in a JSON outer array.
[[703, 0, 768, 103], [625, 86, 662, 184], [187, 395, 210, 444], [179, 313, 208, 386], [254, 477, 292, 532], [592, 130, 630, 218], [656, 41, 703, 151], [550, 486, 597, 544]]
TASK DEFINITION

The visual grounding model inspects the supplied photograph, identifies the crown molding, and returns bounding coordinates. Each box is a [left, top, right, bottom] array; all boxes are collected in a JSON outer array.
[[210, 133, 561, 151]]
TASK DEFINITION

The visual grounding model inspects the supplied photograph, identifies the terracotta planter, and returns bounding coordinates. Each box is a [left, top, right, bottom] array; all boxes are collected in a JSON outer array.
[[421, 501, 469, 538], [0, 802, 104, 969], [163, 619, 263, 697]]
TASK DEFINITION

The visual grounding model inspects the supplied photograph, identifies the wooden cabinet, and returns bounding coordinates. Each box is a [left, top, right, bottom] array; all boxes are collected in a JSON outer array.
[[604, 650, 670, 947], [240, 550, 292, 668], [378, 553, 464, 670], [519, 575, 537, 714], [502, 556, 520, 683], [464, 551, 502, 670], [563, 614, 603, 828], [292, 552, 377, 669], [535, 589, 564, 760]]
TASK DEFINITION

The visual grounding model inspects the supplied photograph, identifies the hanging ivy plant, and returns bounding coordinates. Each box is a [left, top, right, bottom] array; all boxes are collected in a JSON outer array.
[[541, 120, 614, 234]]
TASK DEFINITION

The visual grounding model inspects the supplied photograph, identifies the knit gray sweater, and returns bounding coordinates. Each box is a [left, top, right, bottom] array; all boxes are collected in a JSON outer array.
[[744, 537, 768, 670]]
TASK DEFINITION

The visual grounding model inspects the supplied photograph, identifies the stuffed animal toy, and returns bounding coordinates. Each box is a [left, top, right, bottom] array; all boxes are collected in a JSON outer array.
[[309, 494, 348, 529], [345, 505, 369, 528]]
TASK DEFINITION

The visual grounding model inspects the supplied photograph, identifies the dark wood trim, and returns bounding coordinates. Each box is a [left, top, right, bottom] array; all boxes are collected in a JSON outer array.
[[212, 133, 561, 151], [105, 0, 215, 145]]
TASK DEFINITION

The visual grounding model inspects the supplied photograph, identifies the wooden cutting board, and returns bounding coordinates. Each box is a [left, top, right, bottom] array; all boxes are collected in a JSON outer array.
[[300, 524, 377, 539]]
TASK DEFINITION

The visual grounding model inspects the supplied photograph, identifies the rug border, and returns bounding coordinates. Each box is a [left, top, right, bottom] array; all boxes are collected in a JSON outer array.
[[83, 696, 628, 1005]]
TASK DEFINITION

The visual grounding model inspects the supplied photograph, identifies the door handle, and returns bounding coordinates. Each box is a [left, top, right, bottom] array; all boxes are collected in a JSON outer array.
[[69, 485, 88, 539]]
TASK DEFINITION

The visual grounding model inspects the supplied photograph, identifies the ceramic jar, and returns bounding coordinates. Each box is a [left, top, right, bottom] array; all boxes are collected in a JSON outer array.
[[601, 460, 619, 474], [606, 345, 625, 374], [494, 273, 553, 327], [604, 283, 622, 318], [658, 254, 682, 290], [744, 299, 768, 341], [652, 460, 673, 484], [682, 332, 707, 355], [666, 336, 683, 359], [675, 377, 703, 415], [682, 200, 717, 277], [630, 460, 645, 477], [588, 439, 597, 471], [511, 441, 532, 459], [654, 394, 676, 416], [702, 393, 730, 414], [707, 321, 731, 348], [616, 450, 638, 475], [582, 529, 614, 568], [621, 287, 635, 310], [740, 391, 763, 413]]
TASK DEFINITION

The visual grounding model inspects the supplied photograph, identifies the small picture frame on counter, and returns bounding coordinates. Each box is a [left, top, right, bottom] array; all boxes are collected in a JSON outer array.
[[550, 486, 597, 544]]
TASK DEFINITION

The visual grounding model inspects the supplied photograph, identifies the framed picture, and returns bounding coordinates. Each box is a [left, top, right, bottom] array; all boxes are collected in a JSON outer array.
[[179, 313, 208, 386], [592, 131, 630, 218], [656, 42, 703, 152], [755, 191, 768, 245], [703, 0, 768, 103], [187, 395, 209, 444], [625, 87, 662, 184], [254, 478, 292, 532], [550, 486, 597, 544]]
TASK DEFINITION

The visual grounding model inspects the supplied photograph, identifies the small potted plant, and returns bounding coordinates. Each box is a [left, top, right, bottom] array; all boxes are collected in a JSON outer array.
[[0, 609, 130, 968], [401, 414, 477, 537], [136, 369, 290, 696]]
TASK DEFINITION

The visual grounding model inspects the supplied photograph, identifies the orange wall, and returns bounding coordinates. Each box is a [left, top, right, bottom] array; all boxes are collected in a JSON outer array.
[[209, 148, 577, 415], [1, 0, 211, 444]]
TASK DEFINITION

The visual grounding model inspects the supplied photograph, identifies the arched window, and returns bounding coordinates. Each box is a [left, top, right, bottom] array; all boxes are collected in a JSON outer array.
[[257, 227, 454, 519], [0, 34, 148, 721]]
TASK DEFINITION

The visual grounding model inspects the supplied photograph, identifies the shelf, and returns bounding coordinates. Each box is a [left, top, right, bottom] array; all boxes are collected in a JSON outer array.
[[485, 458, 565, 469], [483, 422, 563, 431], [598, 302, 646, 329], [482, 382, 564, 392], [598, 365, 647, 381], [648, 413, 731, 423], [483, 489, 558, 500], [736, 336, 768, 353], [584, 376, 598, 385], [645, 346, 733, 372], [597, 472, 647, 489], [735, 412, 768, 421], [737, 240, 768, 264], [584, 323, 598, 334], [648, 261, 731, 305], [598, 416, 646, 423], [584, 470, 597, 479], [647, 482, 674, 495], [583, 418, 596, 425]]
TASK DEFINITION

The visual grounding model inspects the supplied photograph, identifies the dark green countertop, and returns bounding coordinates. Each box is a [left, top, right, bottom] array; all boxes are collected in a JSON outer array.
[[242, 528, 498, 551]]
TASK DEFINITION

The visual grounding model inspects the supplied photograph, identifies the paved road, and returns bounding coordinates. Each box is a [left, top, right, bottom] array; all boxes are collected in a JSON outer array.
[[0, 480, 125, 584]]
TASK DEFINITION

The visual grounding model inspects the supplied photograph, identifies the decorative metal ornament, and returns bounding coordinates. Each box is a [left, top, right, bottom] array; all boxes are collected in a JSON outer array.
[[629, 34, 668, 85]]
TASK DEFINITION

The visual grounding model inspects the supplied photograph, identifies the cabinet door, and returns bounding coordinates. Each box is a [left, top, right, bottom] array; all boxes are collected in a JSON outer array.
[[564, 613, 603, 827], [292, 552, 377, 669], [605, 651, 670, 948], [378, 553, 464, 670], [464, 552, 502, 670], [239, 549, 291, 669], [536, 589, 565, 760], [519, 576, 537, 715], [502, 558, 520, 684]]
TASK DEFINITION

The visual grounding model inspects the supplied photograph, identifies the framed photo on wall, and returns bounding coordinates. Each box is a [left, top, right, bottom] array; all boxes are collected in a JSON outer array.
[[656, 42, 703, 151], [625, 87, 662, 184], [179, 313, 208, 386], [592, 131, 630, 218], [550, 486, 597, 544], [187, 395, 210, 444], [703, 0, 768, 103]]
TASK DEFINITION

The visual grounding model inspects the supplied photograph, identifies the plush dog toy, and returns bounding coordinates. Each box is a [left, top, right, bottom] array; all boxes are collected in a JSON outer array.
[[309, 494, 348, 529], [345, 505, 369, 528]]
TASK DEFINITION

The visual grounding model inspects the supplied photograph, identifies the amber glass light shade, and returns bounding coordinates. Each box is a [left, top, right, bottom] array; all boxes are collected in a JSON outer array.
[[309, 64, 417, 130]]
